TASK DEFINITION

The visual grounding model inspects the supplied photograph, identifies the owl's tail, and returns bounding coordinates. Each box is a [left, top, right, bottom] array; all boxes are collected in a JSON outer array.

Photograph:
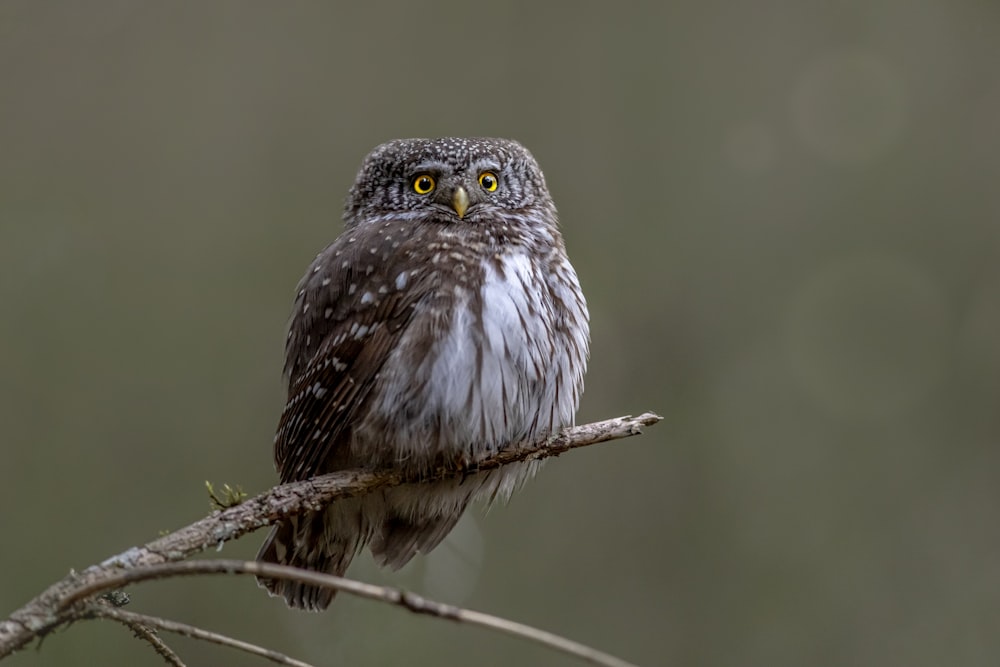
[[255, 507, 361, 611], [368, 480, 484, 570], [369, 509, 465, 570]]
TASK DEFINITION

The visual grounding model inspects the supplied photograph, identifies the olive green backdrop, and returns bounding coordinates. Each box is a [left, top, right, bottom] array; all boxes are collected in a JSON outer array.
[[2, 2, 998, 665]]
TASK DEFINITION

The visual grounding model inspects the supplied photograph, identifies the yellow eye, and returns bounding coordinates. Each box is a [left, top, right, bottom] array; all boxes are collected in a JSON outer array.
[[413, 174, 435, 195], [478, 171, 498, 192]]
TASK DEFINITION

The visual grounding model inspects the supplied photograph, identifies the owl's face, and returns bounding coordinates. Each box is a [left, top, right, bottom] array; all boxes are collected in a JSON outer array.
[[343, 137, 553, 229]]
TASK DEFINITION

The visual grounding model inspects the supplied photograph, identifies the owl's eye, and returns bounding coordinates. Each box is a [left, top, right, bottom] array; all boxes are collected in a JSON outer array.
[[412, 174, 435, 195], [478, 171, 499, 192]]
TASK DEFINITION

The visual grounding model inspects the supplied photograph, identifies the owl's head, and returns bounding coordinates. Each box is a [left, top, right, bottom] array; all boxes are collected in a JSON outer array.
[[343, 137, 554, 229]]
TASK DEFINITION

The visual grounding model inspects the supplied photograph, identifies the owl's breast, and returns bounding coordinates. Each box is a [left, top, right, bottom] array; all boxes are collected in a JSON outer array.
[[356, 247, 588, 469]]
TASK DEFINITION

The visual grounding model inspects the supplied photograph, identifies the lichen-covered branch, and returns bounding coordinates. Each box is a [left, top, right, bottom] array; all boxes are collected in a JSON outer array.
[[0, 412, 661, 661]]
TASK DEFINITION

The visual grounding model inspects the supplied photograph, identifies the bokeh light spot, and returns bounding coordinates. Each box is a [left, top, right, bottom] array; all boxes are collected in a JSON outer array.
[[423, 513, 484, 604], [724, 122, 777, 173], [791, 50, 907, 164], [785, 254, 950, 418]]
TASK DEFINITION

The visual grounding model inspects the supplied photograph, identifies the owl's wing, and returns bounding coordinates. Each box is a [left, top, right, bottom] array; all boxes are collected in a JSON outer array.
[[273, 233, 430, 483]]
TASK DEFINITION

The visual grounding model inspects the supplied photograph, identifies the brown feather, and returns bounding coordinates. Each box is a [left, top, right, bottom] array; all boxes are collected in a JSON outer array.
[[274, 223, 436, 482]]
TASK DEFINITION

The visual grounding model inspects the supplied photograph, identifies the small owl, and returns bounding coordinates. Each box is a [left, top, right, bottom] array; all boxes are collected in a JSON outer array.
[[257, 137, 590, 610]]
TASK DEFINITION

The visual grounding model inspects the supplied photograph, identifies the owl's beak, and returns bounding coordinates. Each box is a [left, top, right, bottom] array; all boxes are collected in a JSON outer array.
[[451, 186, 469, 219]]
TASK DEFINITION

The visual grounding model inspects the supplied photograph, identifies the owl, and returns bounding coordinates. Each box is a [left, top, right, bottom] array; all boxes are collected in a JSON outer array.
[[256, 137, 590, 610]]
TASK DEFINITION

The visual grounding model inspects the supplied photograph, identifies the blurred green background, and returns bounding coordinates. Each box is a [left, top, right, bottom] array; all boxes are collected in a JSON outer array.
[[2, 2, 998, 665]]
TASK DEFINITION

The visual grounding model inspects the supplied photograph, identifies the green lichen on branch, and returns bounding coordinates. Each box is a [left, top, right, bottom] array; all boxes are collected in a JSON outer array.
[[99, 590, 130, 607], [205, 481, 247, 510]]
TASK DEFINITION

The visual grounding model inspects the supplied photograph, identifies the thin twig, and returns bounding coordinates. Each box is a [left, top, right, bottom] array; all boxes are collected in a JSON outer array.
[[96, 602, 186, 667], [74, 560, 640, 667], [89, 606, 315, 667]]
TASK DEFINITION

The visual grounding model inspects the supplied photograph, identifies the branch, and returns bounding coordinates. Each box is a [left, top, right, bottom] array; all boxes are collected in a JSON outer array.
[[74, 560, 640, 667], [88, 606, 315, 667], [94, 600, 187, 667], [0, 412, 661, 661]]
